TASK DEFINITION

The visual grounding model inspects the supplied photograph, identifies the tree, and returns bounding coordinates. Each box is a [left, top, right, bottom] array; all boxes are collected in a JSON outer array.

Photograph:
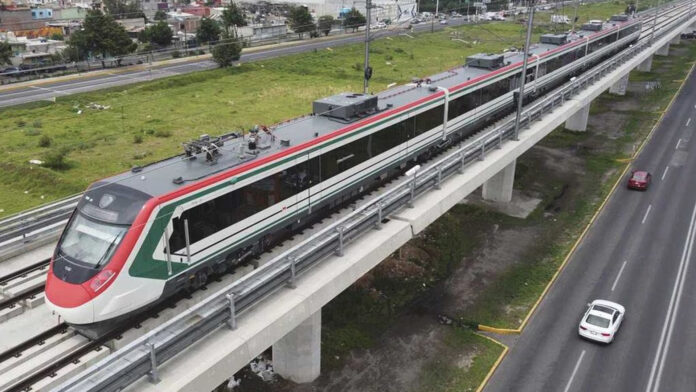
[[153, 10, 167, 21], [288, 6, 315, 38], [317, 15, 334, 36], [0, 42, 11, 65], [212, 31, 242, 67], [197, 17, 221, 44], [221, 2, 246, 34], [139, 21, 173, 47], [103, 0, 143, 19], [67, 10, 137, 63], [343, 8, 366, 32]]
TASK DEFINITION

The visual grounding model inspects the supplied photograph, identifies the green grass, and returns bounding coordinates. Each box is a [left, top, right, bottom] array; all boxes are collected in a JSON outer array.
[[0, 0, 633, 217], [415, 329, 504, 392]]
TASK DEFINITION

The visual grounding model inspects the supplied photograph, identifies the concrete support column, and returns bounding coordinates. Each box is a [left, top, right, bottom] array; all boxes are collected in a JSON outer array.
[[273, 310, 321, 383], [671, 34, 681, 45], [482, 159, 516, 203], [609, 73, 629, 96], [565, 103, 591, 132], [656, 43, 670, 56], [637, 56, 653, 72]]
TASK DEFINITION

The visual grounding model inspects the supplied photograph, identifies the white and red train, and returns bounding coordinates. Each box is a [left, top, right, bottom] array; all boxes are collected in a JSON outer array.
[[46, 16, 642, 329]]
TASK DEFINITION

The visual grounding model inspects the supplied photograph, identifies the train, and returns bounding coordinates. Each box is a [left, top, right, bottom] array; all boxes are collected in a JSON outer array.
[[45, 15, 642, 331]]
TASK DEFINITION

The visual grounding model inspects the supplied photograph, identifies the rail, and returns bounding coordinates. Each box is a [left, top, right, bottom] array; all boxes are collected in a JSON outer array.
[[51, 6, 695, 392]]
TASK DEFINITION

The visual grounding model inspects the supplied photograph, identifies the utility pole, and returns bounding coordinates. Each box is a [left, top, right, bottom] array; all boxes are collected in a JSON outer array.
[[513, 1, 535, 140], [650, 0, 659, 43], [572, 0, 578, 31], [363, 0, 373, 94]]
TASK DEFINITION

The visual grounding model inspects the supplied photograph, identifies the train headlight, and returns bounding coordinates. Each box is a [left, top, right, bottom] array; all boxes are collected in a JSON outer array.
[[90, 270, 115, 293]]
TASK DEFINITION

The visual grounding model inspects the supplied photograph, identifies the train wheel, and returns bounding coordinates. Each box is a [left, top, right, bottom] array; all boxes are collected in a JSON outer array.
[[192, 270, 208, 290]]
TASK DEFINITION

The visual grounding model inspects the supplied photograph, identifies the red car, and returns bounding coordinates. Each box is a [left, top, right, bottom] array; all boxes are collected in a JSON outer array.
[[628, 170, 651, 190]]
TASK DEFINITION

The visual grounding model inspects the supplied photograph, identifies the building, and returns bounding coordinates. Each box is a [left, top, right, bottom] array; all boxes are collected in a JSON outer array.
[[31, 8, 54, 18], [0, 32, 67, 66], [237, 0, 417, 24], [237, 22, 286, 40]]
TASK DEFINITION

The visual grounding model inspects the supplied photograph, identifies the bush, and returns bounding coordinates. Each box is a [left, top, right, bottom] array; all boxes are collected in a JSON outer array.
[[43, 147, 70, 170], [352, 62, 362, 71], [394, 47, 405, 54], [172, 50, 181, 59], [145, 129, 155, 135], [133, 134, 143, 144], [212, 36, 242, 68], [32, 120, 42, 128], [25, 129, 41, 136], [38, 135, 52, 148], [154, 129, 172, 138], [198, 49, 205, 55], [16, 120, 26, 128]]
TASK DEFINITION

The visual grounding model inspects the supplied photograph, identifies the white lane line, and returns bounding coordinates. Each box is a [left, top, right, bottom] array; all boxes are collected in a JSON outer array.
[[564, 350, 587, 392], [642, 205, 652, 224], [29, 85, 68, 95], [645, 200, 696, 392], [687, 118, 692, 127], [611, 261, 628, 291], [661, 166, 670, 181], [676, 139, 682, 149]]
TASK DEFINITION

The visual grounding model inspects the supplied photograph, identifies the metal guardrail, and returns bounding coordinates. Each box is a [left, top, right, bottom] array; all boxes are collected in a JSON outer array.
[[53, 7, 695, 392], [0, 194, 79, 251]]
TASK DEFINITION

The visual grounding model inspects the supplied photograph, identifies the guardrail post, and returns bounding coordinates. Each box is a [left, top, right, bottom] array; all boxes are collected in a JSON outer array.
[[226, 292, 237, 330], [497, 128, 504, 148], [375, 202, 383, 230], [408, 176, 416, 207], [479, 141, 485, 161], [335, 226, 345, 256], [435, 166, 442, 190], [526, 113, 531, 128], [147, 343, 160, 383], [287, 256, 297, 289], [458, 150, 465, 174]]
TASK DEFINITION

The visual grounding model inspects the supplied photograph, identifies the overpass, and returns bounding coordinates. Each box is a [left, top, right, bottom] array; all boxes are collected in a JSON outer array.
[[53, 5, 696, 391]]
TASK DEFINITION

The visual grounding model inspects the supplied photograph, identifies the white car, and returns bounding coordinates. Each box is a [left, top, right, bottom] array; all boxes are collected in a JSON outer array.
[[578, 299, 625, 343]]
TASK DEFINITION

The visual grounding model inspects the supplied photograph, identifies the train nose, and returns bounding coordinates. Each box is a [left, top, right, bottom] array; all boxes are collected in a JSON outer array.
[[45, 267, 95, 324]]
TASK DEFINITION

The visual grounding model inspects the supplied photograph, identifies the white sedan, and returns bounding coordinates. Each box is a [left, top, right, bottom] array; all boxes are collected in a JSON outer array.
[[578, 299, 625, 344]]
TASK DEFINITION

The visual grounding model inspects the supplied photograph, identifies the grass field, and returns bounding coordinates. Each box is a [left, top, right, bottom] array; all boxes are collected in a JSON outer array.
[[0, 0, 634, 217]]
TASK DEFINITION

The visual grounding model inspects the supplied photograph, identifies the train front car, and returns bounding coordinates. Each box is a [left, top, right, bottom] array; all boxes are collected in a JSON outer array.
[[45, 181, 153, 329]]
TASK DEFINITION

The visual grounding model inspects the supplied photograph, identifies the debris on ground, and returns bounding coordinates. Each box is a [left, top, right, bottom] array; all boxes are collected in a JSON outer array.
[[87, 102, 111, 110], [28, 159, 43, 165], [249, 356, 276, 382]]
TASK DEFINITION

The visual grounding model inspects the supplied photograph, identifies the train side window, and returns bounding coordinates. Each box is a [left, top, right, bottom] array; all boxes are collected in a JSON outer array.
[[448, 89, 480, 120], [414, 105, 445, 136]]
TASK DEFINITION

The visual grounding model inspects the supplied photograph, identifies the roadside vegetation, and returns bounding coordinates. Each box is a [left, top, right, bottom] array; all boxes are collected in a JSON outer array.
[[0, 1, 634, 217]]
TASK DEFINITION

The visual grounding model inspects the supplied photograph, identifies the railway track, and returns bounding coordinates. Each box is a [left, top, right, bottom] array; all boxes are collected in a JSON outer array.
[[0, 4, 691, 391]]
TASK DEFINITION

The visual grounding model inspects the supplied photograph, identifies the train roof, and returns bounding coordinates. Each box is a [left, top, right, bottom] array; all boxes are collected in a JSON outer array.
[[103, 17, 637, 199]]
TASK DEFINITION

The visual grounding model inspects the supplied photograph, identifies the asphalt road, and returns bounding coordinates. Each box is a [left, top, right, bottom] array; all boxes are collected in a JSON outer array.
[[485, 55, 696, 392], [0, 19, 473, 109]]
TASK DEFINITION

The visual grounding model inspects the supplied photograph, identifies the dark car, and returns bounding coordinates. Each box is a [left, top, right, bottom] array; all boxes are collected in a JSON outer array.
[[628, 170, 651, 190]]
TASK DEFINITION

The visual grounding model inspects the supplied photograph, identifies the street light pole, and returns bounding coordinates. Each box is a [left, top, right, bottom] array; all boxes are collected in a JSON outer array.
[[363, 0, 372, 94], [513, 2, 535, 140], [650, 0, 659, 43]]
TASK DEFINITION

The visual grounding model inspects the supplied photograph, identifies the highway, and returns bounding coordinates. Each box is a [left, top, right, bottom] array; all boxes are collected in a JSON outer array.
[[0, 19, 470, 109], [485, 62, 696, 391]]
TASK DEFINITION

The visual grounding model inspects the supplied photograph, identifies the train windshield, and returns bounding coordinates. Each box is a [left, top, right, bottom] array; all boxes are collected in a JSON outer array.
[[59, 213, 128, 267]]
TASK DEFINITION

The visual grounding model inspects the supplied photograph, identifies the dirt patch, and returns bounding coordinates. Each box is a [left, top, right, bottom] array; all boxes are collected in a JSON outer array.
[[439, 226, 541, 315], [588, 111, 628, 140]]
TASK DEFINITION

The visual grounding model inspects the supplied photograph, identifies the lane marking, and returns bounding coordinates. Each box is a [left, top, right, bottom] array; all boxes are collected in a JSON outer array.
[[645, 200, 696, 392], [563, 350, 586, 392], [661, 166, 670, 181], [611, 261, 629, 291], [642, 204, 652, 224], [687, 118, 692, 127], [676, 139, 682, 149]]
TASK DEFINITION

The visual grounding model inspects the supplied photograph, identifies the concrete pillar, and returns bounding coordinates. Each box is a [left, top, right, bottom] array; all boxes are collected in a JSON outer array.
[[482, 159, 516, 203], [273, 310, 321, 383], [609, 73, 629, 96], [565, 103, 591, 132], [656, 43, 670, 56], [637, 56, 653, 72], [671, 34, 681, 45]]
